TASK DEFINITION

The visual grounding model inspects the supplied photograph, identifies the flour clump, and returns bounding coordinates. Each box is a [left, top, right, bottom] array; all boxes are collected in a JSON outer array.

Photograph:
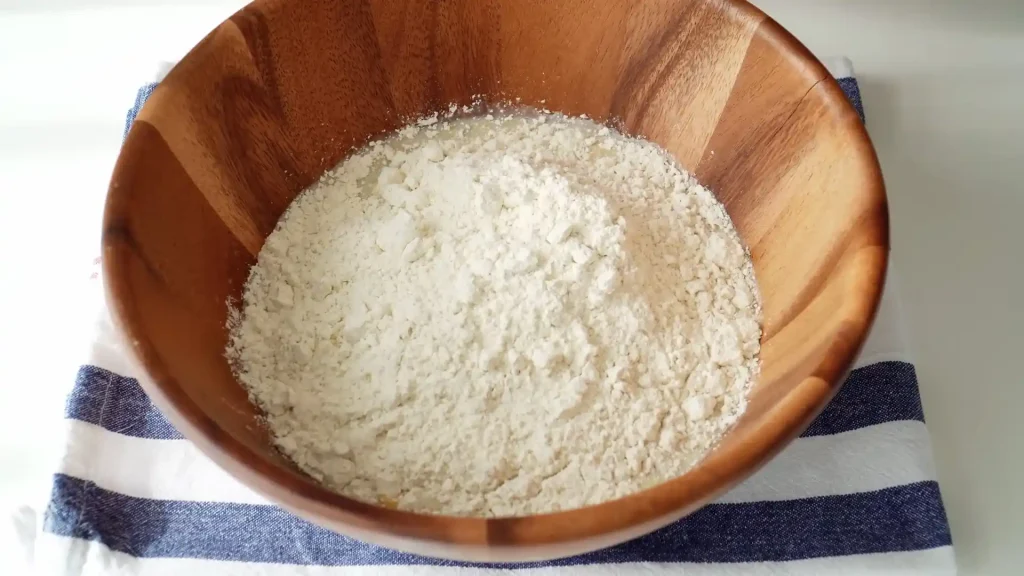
[[227, 110, 762, 517]]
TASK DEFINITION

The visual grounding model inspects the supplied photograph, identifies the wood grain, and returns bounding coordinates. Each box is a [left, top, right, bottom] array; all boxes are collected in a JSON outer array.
[[103, 0, 887, 562]]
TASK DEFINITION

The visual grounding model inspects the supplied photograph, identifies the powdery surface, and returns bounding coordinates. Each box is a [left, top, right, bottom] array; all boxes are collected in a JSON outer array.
[[227, 112, 762, 517]]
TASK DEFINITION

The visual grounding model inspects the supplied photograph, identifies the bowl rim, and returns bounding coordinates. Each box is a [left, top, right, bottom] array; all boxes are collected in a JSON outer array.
[[102, 0, 888, 562]]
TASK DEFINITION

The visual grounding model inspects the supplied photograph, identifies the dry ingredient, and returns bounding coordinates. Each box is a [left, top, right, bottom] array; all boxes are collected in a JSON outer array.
[[227, 109, 762, 517]]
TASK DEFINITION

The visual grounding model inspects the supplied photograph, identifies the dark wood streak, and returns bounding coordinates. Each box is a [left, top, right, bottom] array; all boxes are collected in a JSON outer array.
[[233, 8, 286, 117], [388, 0, 413, 99], [426, 0, 444, 110], [704, 76, 825, 208], [229, 8, 311, 225], [762, 151, 887, 344], [103, 223, 169, 289], [216, 74, 305, 235], [348, 0, 399, 118], [458, 0, 503, 99], [759, 207, 859, 341], [610, 3, 700, 128]]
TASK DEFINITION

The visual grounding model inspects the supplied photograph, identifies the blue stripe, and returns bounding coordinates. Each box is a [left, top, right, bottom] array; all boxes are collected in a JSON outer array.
[[805, 361, 925, 436], [67, 365, 183, 439], [124, 82, 157, 140], [66, 362, 923, 440], [836, 77, 865, 123], [44, 474, 949, 565]]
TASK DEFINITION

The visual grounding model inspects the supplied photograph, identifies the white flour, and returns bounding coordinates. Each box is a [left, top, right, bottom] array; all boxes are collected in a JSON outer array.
[[227, 111, 762, 517]]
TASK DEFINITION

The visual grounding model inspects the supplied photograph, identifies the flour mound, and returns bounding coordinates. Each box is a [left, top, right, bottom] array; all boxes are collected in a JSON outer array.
[[227, 112, 762, 517]]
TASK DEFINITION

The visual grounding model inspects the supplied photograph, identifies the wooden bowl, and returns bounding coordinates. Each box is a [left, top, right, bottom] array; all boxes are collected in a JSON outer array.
[[103, 0, 886, 562]]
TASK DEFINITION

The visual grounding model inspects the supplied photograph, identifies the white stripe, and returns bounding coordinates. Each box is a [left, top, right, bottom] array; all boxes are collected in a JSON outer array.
[[58, 419, 933, 506], [30, 534, 956, 576], [88, 308, 146, 381], [718, 420, 936, 503], [57, 420, 268, 505], [153, 61, 175, 82], [852, 273, 913, 370], [823, 56, 856, 80]]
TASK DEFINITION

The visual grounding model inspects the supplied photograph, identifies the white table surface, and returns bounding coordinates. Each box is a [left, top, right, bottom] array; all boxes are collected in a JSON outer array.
[[1, 0, 1021, 573]]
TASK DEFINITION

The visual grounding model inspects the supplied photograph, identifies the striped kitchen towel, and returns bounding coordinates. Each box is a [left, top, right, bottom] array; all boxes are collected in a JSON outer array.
[[27, 58, 956, 575]]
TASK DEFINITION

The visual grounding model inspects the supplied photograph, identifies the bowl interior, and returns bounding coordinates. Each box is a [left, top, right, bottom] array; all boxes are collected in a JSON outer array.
[[103, 0, 886, 562]]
